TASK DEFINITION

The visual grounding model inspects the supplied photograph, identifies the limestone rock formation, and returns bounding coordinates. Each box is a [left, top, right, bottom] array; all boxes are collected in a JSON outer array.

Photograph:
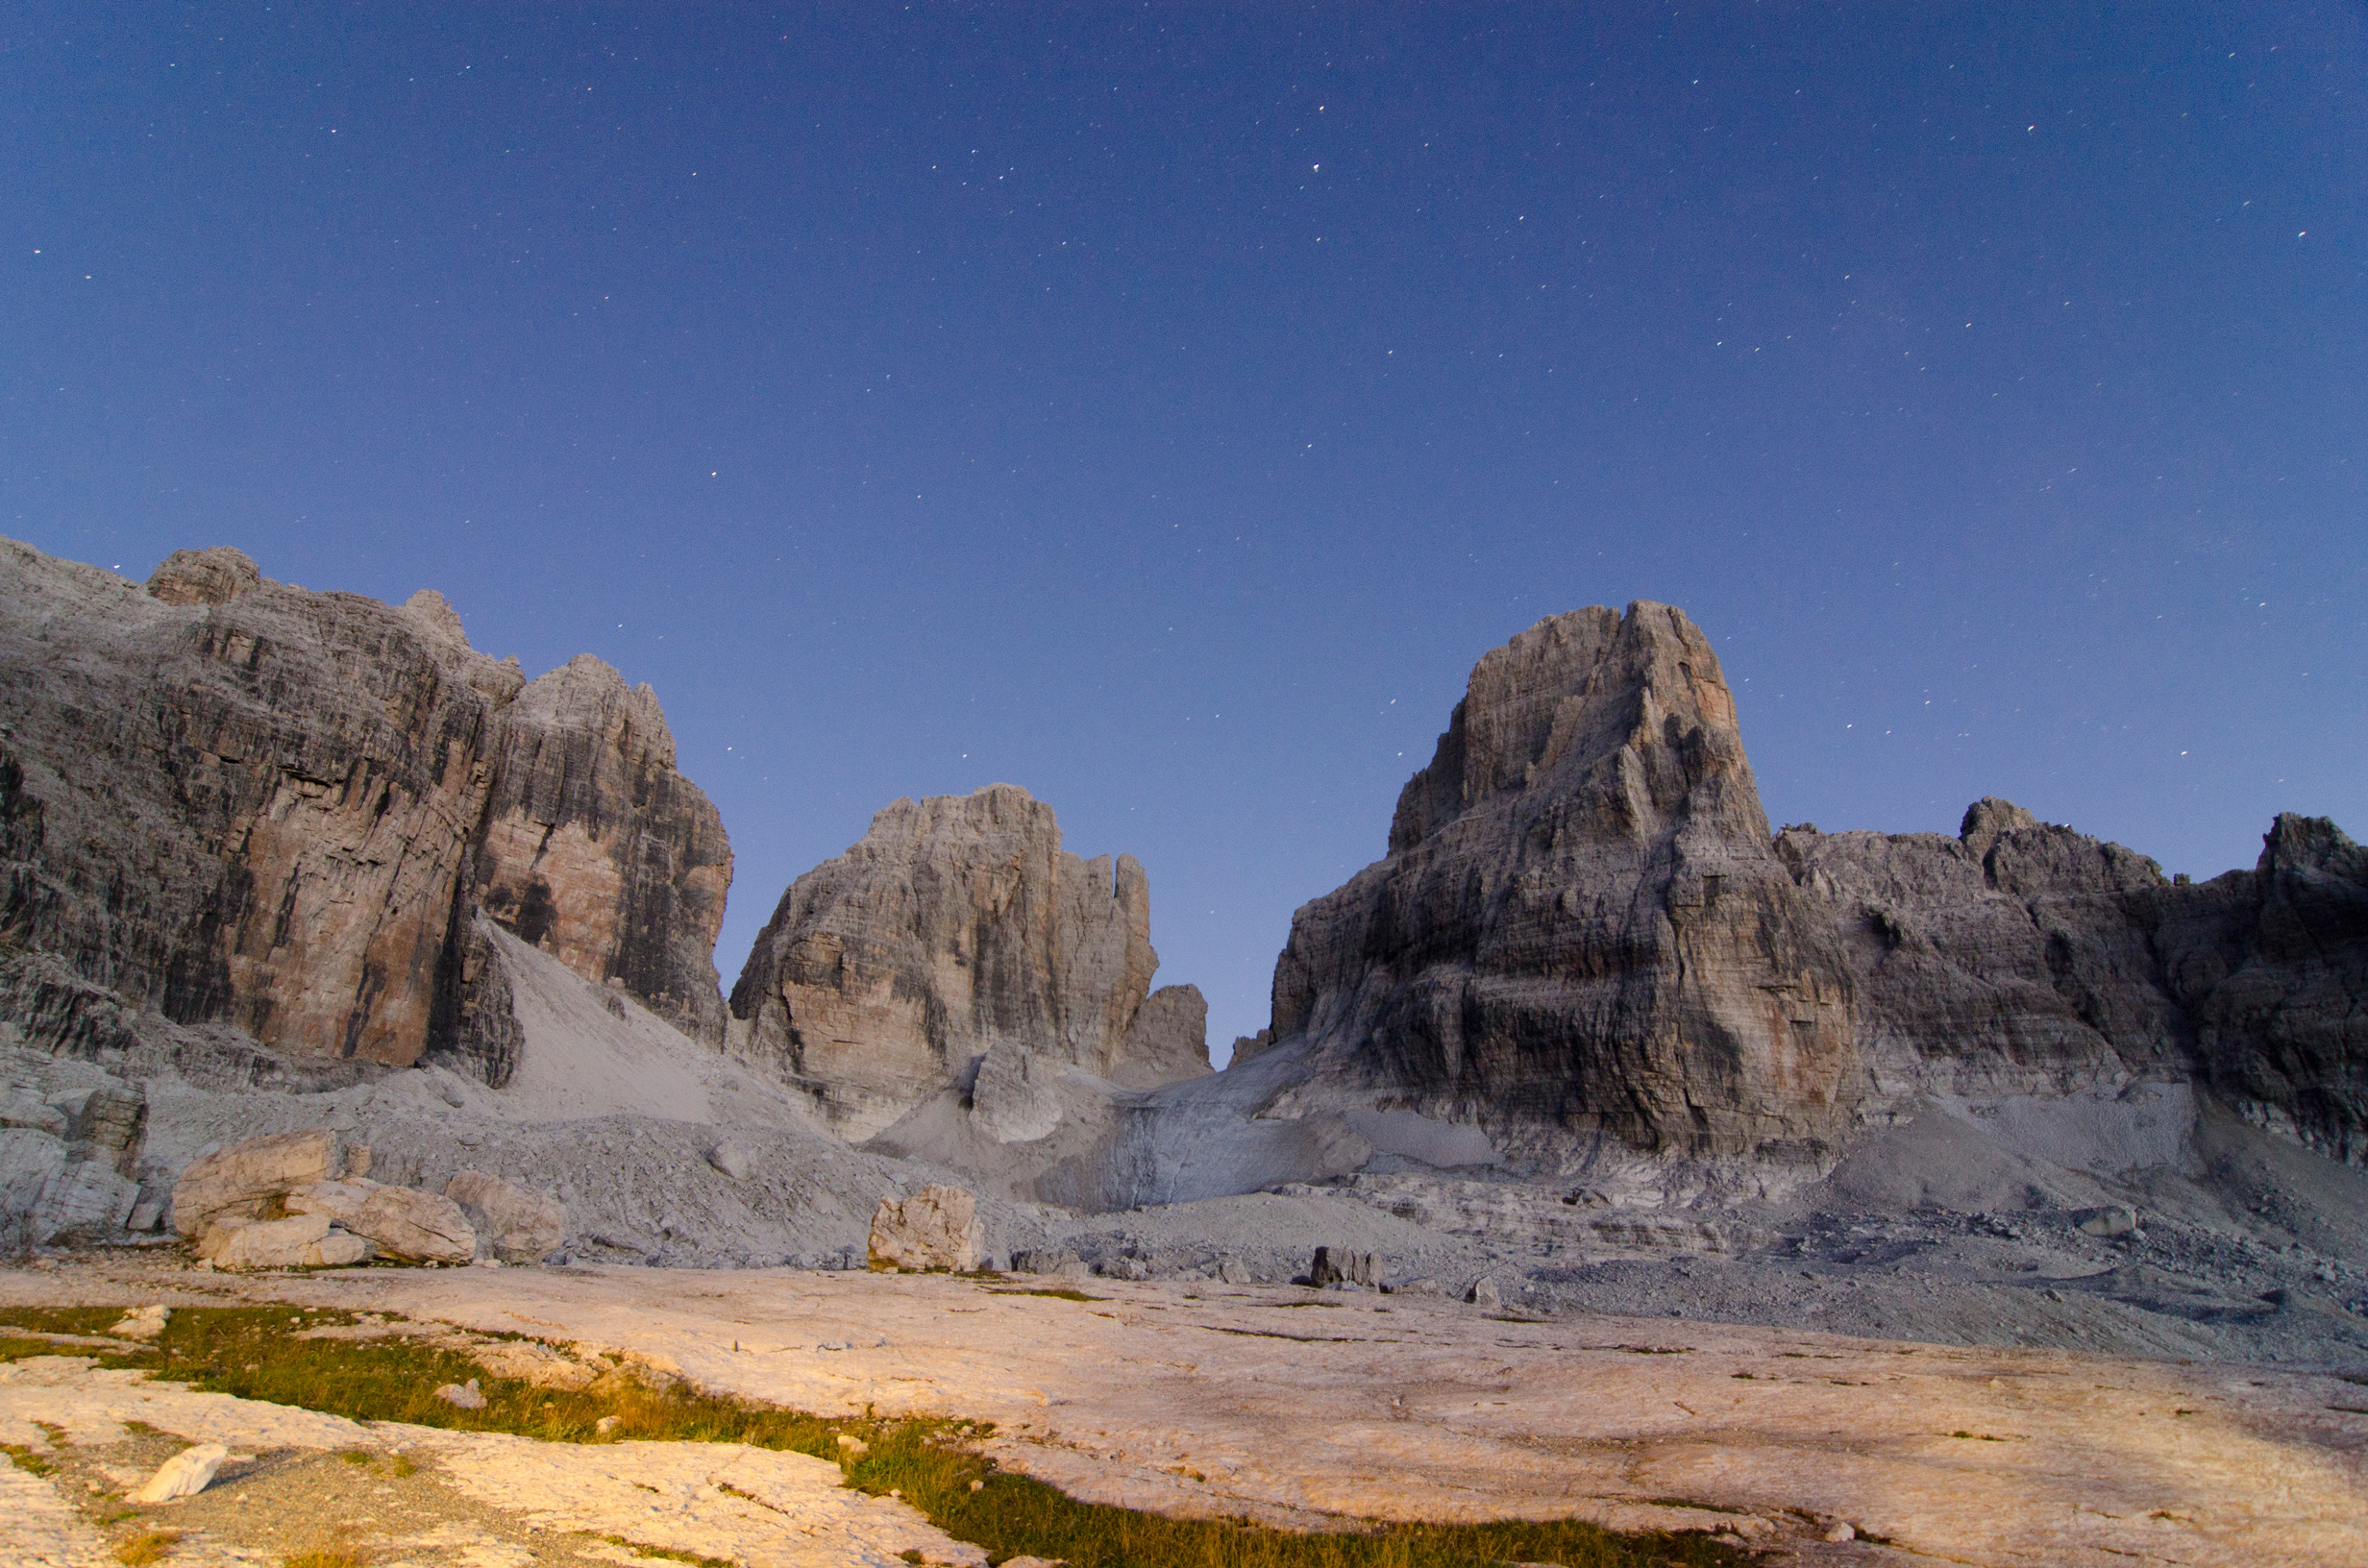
[[1237, 602, 2368, 1187], [1771, 802, 2198, 1101], [471, 655, 732, 1044], [1264, 602, 1859, 1170], [729, 785, 1209, 1139], [344, 1181, 477, 1262], [0, 536, 729, 1089], [2182, 815, 2368, 1164], [1, 540, 523, 1068]]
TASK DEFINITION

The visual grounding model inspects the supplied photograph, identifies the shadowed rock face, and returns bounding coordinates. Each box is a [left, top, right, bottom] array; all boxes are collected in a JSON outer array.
[[729, 784, 1209, 1139], [472, 654, 732, 1044], [1255, 602, 2368, 1179], [2184, 815, 2368, 1164], [0, 537, 728, 1077], [1261, 602, 1859, 1168]]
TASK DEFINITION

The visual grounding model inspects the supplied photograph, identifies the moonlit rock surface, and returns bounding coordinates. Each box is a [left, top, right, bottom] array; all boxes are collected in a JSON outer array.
[[729, 784, 1209, 1139], [1186, 600, 2368, 1190], [0, 535, 728, 1087], [133, 1442, 228, 1503], [867, 1183, 985, 1271]]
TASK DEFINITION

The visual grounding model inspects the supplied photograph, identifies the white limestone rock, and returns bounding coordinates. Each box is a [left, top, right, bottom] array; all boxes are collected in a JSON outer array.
[[868, 1184, 985, 1272], [445, 1168, 565, 1263], [133, 1442, 228, 1503], [287, 1172, 475, 1262], [171, 1127, 339, 1237], [109, 1306, 170, 1340], [728, 785, 1209, 1140], [352, 1183, 477, 1263], [971, 1041, 1065, 1145], [198, 1211, 372, 1269]]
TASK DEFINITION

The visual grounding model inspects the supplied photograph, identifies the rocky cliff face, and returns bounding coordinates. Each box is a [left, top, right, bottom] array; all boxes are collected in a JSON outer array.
[[0, 537, 728, 1083], [1261, 603, 1859, 1172], [2183, 815, 2368, 1165], [472, 654, 731, 1044], [728, 784, 1209, 1139], [1253, 602, 2368, 1181]]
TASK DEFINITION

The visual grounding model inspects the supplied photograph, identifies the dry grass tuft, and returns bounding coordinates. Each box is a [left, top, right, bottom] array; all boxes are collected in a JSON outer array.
[[112, 1530, 179, 1565]]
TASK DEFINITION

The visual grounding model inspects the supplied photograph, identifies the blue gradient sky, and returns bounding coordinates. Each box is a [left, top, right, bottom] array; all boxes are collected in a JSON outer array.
[[7, 4, 2362, 1059]]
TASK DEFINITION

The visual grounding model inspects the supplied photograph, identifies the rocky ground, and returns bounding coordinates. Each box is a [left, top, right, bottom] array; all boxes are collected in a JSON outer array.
[[6, 1252, 2366, 1567], [1, 1338, 975, 1568]]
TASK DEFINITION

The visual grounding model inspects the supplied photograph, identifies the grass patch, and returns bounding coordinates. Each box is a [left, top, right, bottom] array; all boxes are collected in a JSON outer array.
[[4, 1441, 55, 1476], [112, 1530, 179, 1565], [282, 1553, 368, 1568], [0, 1306, 848, 1454], [986, 1287, 1104, 1302], [595, 1537, 732, 1567], [0, 1306, 1757, 1568], [845, 1424, 1751, 1568]]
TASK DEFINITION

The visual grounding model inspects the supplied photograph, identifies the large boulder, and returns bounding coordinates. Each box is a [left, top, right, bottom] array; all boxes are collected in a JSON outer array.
[[199, 1211, 373, 1269], [867, 1184, 985, 1272], [729, 785, 1209, 1139], [284, 1174, 475, 1262], [172, 1129, 339, 1238], [444, 1168, 565, 1262], [353, 1182, 476, 1262]]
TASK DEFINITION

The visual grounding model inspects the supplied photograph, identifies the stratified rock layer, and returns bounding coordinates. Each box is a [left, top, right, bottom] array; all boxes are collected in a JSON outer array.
[[1259, 602, 2368, 1176], [1265, 603, 1858, 1169], [729, 785, 1209, 1139], [0, 537, 728, 1080]]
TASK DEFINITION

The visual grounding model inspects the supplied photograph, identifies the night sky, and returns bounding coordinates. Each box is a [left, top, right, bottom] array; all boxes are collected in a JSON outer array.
[[7, 5, 2362, 1059]]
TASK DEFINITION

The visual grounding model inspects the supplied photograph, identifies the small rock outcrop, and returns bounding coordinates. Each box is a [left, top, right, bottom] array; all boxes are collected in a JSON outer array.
[[198, 1210, 373, 1269], [730, 785, 1210, 1139], [173, 1129, 341, 1238], [134, 1443, 228, 1503], [1309, 1246, 1383, 1287], [175, 1129, 477, 1264], [445, 1168, 565, 1262], [867, 1184, 985, 1271], [0, 1044, 146, 1246]]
